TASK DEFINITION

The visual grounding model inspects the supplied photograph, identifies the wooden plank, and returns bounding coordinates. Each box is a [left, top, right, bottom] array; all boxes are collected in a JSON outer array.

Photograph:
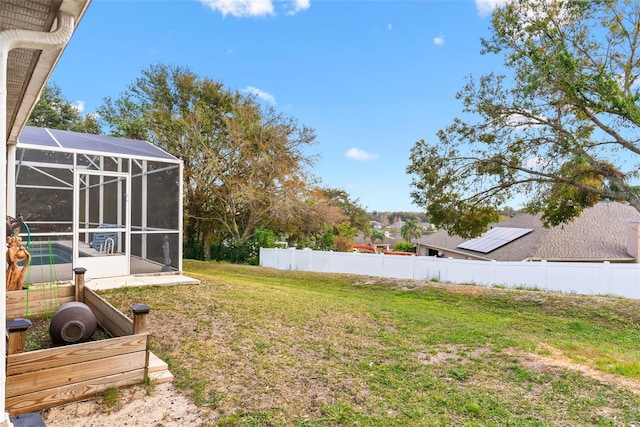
[[6, 285, 75, 319], [83, 288, 132, 337], [147, 351, 168, 373], [6, 369, 144, 416], [6, 284, 74, 305], [7, 296, 75, 319], [146, 351, 173, 384], [7, 334, 147, 376], [7, 351, 146, 398], [149, 370, 174, 384]]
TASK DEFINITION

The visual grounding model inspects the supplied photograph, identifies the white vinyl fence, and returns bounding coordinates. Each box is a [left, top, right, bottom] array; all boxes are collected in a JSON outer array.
[[260, 248, 640, 300]]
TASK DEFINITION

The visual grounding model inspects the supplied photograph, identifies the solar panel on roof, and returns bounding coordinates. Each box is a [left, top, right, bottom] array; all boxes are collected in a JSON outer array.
[[457, 227, 533, 253]]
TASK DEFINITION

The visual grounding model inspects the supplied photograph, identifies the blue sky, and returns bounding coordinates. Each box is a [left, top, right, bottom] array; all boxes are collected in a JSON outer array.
[[49, 0, 508, 213]]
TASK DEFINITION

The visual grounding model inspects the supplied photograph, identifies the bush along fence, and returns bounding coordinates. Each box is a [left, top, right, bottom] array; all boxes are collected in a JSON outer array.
[[260, 248, 640, 300]]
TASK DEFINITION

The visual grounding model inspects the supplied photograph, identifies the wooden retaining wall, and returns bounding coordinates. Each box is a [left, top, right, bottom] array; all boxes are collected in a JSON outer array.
[[5, 286, 157, 416], [6, 335, 147, 415], [6, 284, 75, 319]]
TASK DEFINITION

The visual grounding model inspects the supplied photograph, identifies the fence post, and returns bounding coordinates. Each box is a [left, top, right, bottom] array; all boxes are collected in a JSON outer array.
[[540, 260, 548, 290], [73, 267, 87, 303], [329, 250, 333, 273], [445, 257, 453, 283], [601, 261, 610, 296], [131, 303, 151, 335], [288, 248, 294, 270], [412, 254, 418, 280], [7, 318, 31, 355], [491, 260, 497, 286]]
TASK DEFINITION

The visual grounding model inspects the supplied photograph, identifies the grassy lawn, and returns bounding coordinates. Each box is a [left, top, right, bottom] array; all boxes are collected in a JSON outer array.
[[98, 260, 640, 426]]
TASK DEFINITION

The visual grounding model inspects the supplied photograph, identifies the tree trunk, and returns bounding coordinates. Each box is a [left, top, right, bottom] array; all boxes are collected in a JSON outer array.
[[203, 232, 212, 261]]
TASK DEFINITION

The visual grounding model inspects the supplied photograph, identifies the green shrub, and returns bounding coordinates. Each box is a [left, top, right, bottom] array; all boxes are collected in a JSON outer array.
[[393, 240, 416, 253]]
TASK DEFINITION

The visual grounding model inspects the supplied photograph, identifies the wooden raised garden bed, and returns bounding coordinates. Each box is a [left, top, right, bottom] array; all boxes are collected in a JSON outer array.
[[4, 275, 171, 416]]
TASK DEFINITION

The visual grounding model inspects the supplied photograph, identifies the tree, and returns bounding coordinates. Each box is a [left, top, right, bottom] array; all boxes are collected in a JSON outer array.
[[407, 0, 640, 238], [400, 218, 422, 242], [321, 188, 370, 235], [334, 222, 357, 252], [195, 99, 319, 253], [98, 64, 319, 259], [370, 228, 385, 245], [281, 187, 346, 245], [28, 83, 101, 134]]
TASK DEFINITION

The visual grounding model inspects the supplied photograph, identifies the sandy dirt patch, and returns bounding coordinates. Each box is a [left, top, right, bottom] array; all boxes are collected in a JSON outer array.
[[504, 345, 640, 395], [42, 383, 210, 427]]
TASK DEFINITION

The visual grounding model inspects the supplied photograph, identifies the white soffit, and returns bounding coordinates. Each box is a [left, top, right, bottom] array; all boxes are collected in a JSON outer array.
[[1, 0, 91, 145]]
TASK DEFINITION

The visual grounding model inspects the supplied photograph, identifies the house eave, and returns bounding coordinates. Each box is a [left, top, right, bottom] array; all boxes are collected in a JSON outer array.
[[415, 242, 494, 261], [525, 257, 637, 263]]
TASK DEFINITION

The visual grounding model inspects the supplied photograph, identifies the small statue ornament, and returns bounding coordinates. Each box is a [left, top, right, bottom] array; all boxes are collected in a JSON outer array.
[[6, 235, 30, 291]]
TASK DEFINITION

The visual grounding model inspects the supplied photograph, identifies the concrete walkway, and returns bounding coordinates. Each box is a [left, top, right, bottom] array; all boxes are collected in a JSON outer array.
[[84, 273, 201, 291]]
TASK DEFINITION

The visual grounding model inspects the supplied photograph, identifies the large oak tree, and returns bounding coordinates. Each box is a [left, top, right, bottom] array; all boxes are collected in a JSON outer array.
[[98, 64, 322, 258], [407, 0, 640, 238]]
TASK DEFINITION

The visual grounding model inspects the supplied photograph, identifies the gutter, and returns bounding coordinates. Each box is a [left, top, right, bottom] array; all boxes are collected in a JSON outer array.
[[0, 12, 75, 425], [525, 257, 637, 263], [415, 242, 493, 261]]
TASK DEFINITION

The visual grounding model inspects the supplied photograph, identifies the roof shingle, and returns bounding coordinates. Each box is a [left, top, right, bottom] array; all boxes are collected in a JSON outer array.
[[414, 201, 640, 262]]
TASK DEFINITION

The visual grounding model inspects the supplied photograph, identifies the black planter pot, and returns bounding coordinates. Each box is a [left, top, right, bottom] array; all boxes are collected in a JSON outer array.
[[49, 302, 97, 345]]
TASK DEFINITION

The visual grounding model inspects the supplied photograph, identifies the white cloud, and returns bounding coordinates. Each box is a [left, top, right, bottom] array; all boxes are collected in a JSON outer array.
[[242, 86, 276, 104], [72, 100, 85, 113], [506, 112, 546, 129], [475, 0, 509, 17], [201, 0, 273, 17], [287, 0, 310, 15], [526, 157, 551, 169], [345, 148, 378, 162], [387, 23, 392, 31], [433, 35, 445, 46], [200, 0, 309, 17]]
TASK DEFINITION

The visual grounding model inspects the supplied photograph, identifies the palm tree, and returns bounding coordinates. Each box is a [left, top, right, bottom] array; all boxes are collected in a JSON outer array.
[[401, 218, 422, 242]]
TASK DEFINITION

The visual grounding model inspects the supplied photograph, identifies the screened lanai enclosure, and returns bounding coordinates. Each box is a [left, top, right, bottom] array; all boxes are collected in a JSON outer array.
[[11, 126, 183, 284]]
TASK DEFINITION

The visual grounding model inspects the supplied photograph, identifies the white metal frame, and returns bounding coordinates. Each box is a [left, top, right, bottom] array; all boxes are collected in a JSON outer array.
[[73, 169, 131, 279], [14, 141, 183, 280]]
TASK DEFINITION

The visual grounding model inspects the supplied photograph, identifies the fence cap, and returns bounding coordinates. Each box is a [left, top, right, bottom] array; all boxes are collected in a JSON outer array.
[[131, 303, 151, 315], [7, 318, 32, 332], [73, 267, 88, 274]]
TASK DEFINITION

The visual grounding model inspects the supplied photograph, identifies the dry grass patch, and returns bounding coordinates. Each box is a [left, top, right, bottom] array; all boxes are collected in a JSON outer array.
[[94, 261, 640, 426]]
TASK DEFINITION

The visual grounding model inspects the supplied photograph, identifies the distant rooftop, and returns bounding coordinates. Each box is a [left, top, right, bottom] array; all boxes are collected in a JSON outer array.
[[414, 201, 640, 262]]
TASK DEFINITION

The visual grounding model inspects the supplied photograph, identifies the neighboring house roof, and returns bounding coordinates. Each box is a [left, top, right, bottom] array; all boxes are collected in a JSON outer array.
[[354, 232, 402, 248], [389, 220, 404, 230], [413, 201, 640, 262], [532, 201, 640, 261]]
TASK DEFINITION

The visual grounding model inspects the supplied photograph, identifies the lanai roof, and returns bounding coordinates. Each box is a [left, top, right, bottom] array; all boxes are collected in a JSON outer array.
[[17, 126, 180, 162]]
